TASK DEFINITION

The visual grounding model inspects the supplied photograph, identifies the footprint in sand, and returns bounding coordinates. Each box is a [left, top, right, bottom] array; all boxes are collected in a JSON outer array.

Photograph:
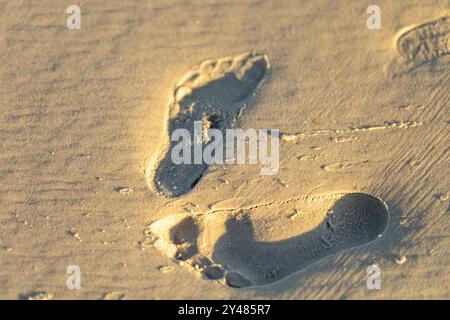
[[148, 52, 270, 198], [148, 193, 388, 288], [395, 16, 450, 70]]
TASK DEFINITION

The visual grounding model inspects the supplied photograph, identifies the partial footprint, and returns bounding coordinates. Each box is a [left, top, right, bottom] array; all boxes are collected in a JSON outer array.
[[148, 52, 270, 198], [394, 16, 450, 71], [149, 193, 388, 288]]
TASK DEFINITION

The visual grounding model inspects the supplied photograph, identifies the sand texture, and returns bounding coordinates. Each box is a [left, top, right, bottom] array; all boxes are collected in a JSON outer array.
[[0, 0, 449, 299]]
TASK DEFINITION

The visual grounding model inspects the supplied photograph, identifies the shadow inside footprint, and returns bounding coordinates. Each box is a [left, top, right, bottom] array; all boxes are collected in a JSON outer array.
[[150, 52, 270, 197], [169, 216, 200, 261], [212, 193, 388, 287]]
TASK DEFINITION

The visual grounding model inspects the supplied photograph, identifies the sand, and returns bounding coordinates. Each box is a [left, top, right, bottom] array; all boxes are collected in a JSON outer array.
[[0, 0, 448, 299]]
